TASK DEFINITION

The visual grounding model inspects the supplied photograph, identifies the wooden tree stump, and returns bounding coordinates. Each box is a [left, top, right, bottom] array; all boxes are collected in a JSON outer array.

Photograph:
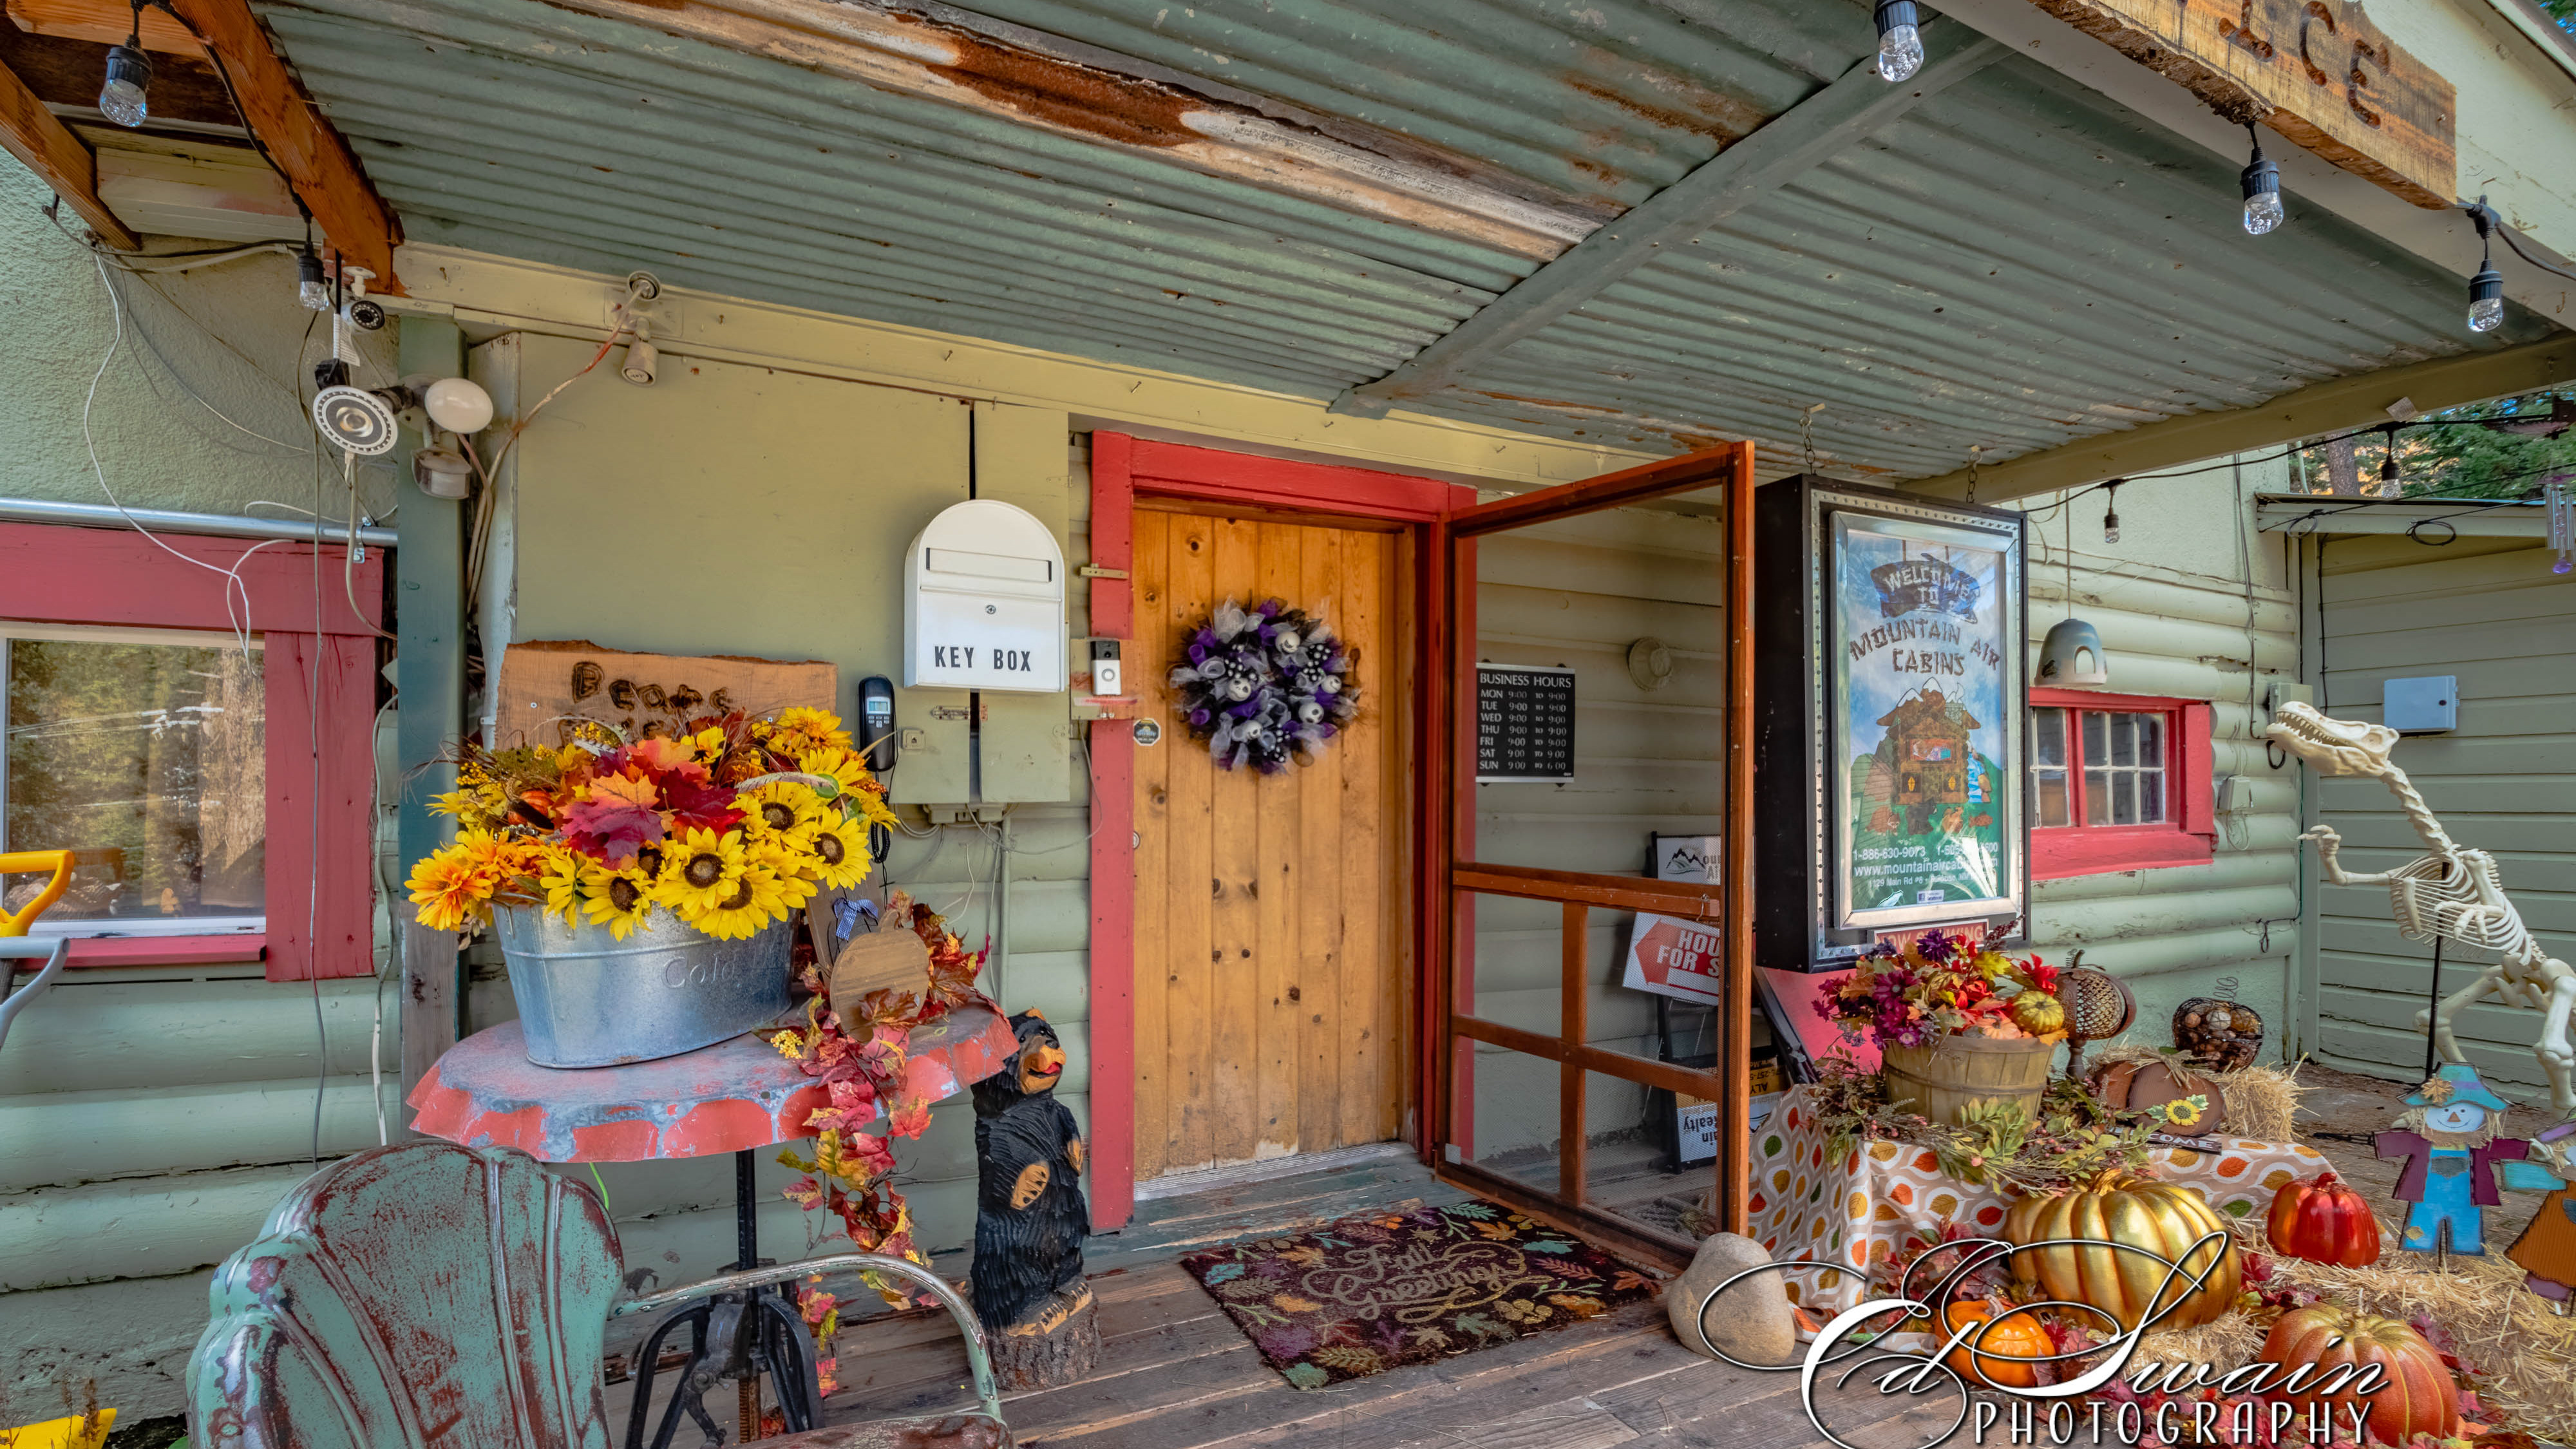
[[987, 1282, 1100, 1391]]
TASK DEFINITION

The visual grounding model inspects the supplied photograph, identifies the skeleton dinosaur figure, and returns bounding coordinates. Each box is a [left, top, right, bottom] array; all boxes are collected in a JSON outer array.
[[2267, 702, 2576, 1115]]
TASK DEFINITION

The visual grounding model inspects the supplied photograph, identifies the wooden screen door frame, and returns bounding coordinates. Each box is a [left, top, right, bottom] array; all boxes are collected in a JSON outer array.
[[1086, 433, 1474, 1229], [1428, 442, 1759, 1271]]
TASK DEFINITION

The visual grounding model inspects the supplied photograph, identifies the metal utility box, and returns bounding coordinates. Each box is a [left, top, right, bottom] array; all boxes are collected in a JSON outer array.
[[904, 499, 1066, 693], [2383, 675, 2458, 734]]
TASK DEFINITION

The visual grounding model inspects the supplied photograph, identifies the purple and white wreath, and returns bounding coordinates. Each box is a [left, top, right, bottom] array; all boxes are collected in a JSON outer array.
[[1168, 597, 1361, 772]]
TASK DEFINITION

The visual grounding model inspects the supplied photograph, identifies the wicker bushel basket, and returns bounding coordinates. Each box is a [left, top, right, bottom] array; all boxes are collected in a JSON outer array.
[[1879, 1034, 2056, 1126]]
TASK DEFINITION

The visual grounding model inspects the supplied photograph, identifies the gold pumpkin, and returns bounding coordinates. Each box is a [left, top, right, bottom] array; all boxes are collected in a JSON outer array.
[[2002, 1172, 2241, 1331]]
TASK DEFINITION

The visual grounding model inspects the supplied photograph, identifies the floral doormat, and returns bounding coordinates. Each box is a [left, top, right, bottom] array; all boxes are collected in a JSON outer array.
[[1177, 1200, 1660, 1390]]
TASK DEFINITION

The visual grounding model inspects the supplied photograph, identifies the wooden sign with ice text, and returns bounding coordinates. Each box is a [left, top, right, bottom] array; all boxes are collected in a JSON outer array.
[[2026, 0, 2455, 208], [494, 639, 836, 748]]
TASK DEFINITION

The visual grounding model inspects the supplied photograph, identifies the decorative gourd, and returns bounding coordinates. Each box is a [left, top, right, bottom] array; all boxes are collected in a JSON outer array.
[[2173, 996, 2264, 1071], [2266, 1171, 2383, 1268], [2259, 1303, 2457, 1444], [2003, 1171, 2241, 1331], [1939, 1302, 2050, 1390], [2088, 1056, 2227, 1139]]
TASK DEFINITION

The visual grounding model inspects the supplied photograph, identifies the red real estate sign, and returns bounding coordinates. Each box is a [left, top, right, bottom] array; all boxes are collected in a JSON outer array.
[[1622, 914, 1725, 1006]]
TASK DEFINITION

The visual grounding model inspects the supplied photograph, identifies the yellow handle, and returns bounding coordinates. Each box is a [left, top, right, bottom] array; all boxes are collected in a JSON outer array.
[[0, 852, 73, 938]]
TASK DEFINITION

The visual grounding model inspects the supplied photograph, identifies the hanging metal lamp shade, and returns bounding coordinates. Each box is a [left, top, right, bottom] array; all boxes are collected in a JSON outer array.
[[2037, 618, 2109, 687]]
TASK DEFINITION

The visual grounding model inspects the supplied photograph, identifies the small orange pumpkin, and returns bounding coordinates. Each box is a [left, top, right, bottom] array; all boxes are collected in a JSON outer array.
[[2260, 1303, 2457, 1444], [2266, 1171, 2383, 1268], [1938, 1302, 2050, 1390]]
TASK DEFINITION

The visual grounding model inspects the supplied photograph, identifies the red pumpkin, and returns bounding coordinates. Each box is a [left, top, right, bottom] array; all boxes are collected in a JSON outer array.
[[2260, 1303, 2458, 1444], [2266, 1171, 2383, 1267]]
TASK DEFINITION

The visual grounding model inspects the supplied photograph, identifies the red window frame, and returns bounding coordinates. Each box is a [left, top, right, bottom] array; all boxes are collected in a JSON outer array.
[[0, 523, 383, 980], [2028, 688, 2214, 880]]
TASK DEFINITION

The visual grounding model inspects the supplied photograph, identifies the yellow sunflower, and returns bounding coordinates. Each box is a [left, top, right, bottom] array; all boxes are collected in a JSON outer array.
[[752, 838, 820, 912], [580, 862, 658, 940], [806, 814, 871, 890], [538, 852, 589, 925], [656, 826, 748, 918], [772, 706, 853, 755], [797, 746, 869, 802], [690, 862, 795, 940], [2163, 1096, 2208, 1130], [737, 779, 828, 842], [408, 849, 493, 933]]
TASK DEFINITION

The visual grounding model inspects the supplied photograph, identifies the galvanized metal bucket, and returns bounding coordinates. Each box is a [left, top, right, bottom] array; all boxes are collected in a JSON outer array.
[[493, 905, 794, 1068]]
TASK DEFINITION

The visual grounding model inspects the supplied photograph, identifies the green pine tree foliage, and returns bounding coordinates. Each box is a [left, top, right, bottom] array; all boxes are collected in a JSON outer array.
[[2290, 388, 2576, 500]]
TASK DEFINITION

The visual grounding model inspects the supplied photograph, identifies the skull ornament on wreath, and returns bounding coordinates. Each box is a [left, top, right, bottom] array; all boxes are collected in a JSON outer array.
[[1168, 597, 1361, 772]]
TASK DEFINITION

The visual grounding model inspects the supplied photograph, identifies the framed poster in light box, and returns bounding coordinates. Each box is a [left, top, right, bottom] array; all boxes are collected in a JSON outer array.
[[1752, 477, 2028, 969]]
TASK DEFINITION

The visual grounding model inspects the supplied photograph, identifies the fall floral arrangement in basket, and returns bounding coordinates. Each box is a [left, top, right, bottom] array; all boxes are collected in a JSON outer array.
[[1817, 930, 2070, 1050], [404, 706, 900, 940]]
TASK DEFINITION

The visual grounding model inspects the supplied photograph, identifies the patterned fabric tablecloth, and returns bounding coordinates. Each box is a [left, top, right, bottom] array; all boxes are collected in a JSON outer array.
[[1748, 1087, 2330, 1310]]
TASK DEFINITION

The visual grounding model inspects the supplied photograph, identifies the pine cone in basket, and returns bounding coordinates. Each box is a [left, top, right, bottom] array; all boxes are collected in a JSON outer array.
[[2172, 996, 2264, 1071]]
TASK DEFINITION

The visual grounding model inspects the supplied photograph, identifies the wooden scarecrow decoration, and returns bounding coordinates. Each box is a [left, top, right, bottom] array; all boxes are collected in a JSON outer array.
[[2499, 1121, 2576, 1303], [2375, 1063, 2531, 1256], [970, 1010, 1100, 1389]]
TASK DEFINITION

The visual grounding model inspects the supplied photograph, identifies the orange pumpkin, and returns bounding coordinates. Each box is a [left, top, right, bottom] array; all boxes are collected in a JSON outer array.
[[1938, 1302, 2050, 1390], [2266, 1171, 2383, 1268], [2260, 1303, 2457, 1444]]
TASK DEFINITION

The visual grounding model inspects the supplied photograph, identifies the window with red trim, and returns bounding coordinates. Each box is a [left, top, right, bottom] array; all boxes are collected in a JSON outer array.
[[0, 523, 383, 978], [2028, 688, 2215, 880]]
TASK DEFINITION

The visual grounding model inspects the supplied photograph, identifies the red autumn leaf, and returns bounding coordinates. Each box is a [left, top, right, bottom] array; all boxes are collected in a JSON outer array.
[[560, 795, 664, 866]]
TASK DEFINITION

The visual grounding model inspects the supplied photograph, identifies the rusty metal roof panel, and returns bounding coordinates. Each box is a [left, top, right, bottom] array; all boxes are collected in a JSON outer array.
[[254, 0, 2553, 475]]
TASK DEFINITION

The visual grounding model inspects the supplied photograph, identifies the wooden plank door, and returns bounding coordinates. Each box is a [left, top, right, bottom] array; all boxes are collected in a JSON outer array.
[[1129, 505, 1405, 1179]]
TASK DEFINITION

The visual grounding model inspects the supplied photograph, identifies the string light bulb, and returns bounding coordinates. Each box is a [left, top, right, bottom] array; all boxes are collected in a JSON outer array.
[[2380, 426, 2402, 488], [2101, 479, 2123, 545], [97, 0, 152, 128], [2239, 124, 2282, 236], [2468, 199, 2505, 334], [295, 245, 330, 312], [1874, 0, 1924, 82]]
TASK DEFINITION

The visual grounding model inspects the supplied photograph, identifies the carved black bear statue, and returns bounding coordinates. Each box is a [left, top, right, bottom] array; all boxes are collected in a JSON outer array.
[[970, 1010, 1099, 1389]]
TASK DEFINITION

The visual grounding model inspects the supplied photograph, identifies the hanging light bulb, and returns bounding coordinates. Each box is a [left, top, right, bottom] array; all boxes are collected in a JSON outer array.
[[2101, 479, 2123, 544], [295, 245, 331, 312], [2240, 124, 2282, 236], [2380, 426, 2402, 489], [2467, 199, 2505, 334], [1874, 0, 1924, 82], [97, 0, 152, 128]]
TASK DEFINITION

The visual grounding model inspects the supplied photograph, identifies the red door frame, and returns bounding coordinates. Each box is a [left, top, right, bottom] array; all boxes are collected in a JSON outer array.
[[1085, 433, 1473, 1228]]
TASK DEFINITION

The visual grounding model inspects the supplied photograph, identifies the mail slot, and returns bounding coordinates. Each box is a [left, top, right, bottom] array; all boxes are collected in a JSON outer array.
[[904, 499, 1066, 694]]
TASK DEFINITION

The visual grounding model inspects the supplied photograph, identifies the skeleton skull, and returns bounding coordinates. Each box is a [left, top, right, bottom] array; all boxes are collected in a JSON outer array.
[[2264, 701, 2400, 778]]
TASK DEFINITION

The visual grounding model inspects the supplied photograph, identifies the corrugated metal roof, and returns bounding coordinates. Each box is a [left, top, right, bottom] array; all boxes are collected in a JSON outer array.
[[258, 0, 2559, 475]]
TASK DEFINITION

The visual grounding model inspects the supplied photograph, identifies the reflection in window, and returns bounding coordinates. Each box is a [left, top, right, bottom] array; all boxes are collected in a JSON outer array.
[[2030, 706, 2168, 831], [3, 633, 265, 925]]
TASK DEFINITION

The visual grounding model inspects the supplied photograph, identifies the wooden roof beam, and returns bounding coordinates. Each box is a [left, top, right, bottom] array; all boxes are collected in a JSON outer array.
[[1906, 334, 2576, 506], [1330, 23, 2009, 421], [26, 0, 401, 285], [0, 49, 140, 248], [164, 0, 399, 289]]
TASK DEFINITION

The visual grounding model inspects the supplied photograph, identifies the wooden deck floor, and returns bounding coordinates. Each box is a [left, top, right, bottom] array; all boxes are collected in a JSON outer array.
[[815, 1146, 1935, 1449]]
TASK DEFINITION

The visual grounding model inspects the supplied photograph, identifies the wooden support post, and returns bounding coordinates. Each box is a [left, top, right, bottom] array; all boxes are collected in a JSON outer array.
[[396, 317, 465, 1130], [0, 54, 138, 248], [1721, 442, 1756, 1238], [162, 0, 401, 289], [1559, 901, 1586, 1207]]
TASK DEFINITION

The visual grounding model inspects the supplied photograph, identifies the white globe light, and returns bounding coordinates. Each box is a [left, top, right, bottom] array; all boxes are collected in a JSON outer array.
[[422, 376, 494, 434]]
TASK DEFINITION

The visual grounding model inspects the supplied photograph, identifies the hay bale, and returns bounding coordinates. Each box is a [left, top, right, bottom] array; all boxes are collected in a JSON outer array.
[[2090, 1046, 2305, 1143]]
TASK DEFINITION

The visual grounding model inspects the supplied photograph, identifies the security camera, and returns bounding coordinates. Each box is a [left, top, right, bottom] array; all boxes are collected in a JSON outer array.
[[345, 298, 386, 331]]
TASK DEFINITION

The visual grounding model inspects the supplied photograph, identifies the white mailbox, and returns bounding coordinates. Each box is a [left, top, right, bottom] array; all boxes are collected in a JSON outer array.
[[904, 499, 1065, 693]]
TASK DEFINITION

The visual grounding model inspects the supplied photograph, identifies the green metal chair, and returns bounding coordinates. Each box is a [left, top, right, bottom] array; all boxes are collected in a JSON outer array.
[[187, 1139, 1007, 1448]]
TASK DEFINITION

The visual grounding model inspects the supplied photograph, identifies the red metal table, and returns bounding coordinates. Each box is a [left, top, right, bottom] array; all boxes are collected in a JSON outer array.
[[407, 1005, 1018, 1447]]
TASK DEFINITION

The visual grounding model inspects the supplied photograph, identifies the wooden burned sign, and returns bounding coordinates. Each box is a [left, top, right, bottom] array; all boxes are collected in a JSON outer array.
[[2027, 0, 2456, 208], [493, 639, 835, 746]]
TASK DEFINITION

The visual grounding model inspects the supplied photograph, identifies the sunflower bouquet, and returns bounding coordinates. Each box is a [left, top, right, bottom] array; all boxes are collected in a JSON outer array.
[[1817, 929, 2069, 1051], [405, 706, 900, 943]]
